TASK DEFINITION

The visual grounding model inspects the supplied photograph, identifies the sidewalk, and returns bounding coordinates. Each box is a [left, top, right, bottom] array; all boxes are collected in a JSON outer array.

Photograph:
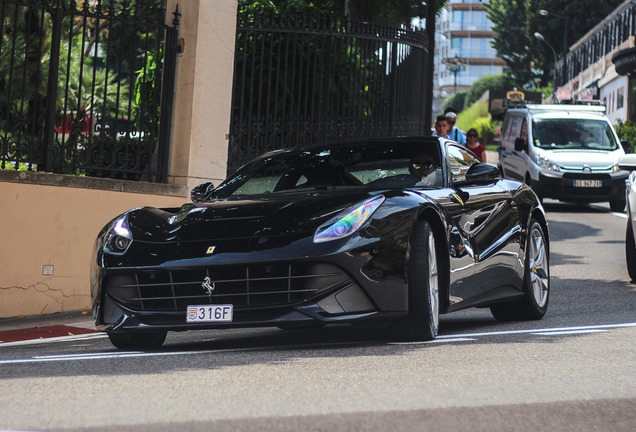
[[0, 310, 98, 343]]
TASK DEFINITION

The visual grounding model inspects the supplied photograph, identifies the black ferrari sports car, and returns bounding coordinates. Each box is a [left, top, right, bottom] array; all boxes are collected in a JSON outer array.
[[91, 136, 550, 349]]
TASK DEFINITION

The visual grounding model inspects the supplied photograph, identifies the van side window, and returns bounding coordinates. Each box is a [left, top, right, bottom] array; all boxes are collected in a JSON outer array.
[[504, 117, 521, 143], [520, 119, 528, 142]]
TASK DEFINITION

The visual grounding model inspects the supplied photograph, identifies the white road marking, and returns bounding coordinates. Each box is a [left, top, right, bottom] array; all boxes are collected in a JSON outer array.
[[1, 323, 635, 365], [390, 337, 475, 345], [532, 329, 607, 336], [436, 322, 636, 339], [0, 333, 107, 348]]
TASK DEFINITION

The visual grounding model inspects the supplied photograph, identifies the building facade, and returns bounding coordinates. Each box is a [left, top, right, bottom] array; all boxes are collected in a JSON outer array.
[[556, 0, 636, 125], [433, 0, 505, 113]]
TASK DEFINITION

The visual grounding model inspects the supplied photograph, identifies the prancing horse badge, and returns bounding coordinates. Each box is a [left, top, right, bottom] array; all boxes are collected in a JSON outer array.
[[202, 277, 215, 296]]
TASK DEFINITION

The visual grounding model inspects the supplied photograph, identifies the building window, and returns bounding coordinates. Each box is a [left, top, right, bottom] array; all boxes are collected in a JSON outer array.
[[629, 78, 636, 122], [617, 87, 624, 109]]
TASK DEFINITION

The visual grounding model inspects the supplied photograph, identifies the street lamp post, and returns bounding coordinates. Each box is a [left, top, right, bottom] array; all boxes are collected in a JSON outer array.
[[539, 9, 569, 58], [442, 55, 467, 94], [534, 32, 558, 103]]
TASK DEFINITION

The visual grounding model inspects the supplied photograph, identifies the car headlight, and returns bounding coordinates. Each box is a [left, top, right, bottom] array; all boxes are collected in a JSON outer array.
[[103, 215, 133, 254], [537, 156, 560, 172], [313, 196, 385, 243]]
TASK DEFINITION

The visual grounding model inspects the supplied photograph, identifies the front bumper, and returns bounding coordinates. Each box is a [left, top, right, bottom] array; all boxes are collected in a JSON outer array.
[[535, 171, 628, 202], [93, 243, 411, 333]]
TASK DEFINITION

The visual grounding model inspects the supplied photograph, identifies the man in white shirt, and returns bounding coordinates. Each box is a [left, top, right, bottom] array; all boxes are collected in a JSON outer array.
[[445, 111, 466, 145]]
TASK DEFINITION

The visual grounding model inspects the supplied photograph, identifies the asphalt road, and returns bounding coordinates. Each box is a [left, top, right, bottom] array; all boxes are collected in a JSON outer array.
[[1, 200, 636, 432]]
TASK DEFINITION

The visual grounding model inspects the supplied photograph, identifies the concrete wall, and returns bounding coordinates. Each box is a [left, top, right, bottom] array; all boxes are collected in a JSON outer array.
[[0, 171, 187, 318]]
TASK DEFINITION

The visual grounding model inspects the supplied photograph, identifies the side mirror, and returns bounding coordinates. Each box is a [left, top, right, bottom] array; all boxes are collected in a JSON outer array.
[[618, 154, 636, 171], [456, 163, 501, 186], [514, 137, 527, 152], [621, 139, 630, 152], [190, 182, 215, 202]]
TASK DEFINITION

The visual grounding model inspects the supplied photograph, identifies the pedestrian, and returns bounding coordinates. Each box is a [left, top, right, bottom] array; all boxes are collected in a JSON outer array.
[[433, 115, 450, 139], [444, 111, 466, 144], [465, 128, 486, 162]]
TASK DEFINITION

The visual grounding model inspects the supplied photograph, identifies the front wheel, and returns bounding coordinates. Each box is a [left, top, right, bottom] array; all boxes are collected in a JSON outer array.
[[107, 331, 167, 350], [398, 221, 440, 341], [610, 199, 626, 213], [491, 219, 549, 321]]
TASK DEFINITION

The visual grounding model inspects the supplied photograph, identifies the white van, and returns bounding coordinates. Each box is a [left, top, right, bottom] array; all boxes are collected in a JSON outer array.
[[498, 103, 628, 211]]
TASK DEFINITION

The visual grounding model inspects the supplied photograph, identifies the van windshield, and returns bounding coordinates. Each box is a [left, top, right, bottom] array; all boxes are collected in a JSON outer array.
[[532, 118, 619, 150]]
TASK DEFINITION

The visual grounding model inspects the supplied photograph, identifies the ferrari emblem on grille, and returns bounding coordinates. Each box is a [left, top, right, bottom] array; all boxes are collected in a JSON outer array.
[[206, 246, 216, 254], [202, 277, 215, 296]]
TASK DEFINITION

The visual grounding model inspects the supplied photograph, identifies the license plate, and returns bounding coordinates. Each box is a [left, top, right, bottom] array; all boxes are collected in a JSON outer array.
[[187, 304, 233, 323], [573, 179, 602, 188]]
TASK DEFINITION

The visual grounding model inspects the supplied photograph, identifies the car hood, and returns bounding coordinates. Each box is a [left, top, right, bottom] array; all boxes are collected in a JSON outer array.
[[538, 148, 623, 168], [127, 190, 379, 242]]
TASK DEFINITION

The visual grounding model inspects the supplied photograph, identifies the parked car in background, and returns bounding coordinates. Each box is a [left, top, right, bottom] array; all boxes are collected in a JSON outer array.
[[618, 154, 636, 280], [498, 102, 628, 211], [92, 137, 550, 349]]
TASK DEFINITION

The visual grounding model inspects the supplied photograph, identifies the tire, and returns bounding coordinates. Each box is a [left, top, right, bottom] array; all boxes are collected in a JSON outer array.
[[107, 331, 167, 350], [491, 219, 549, 321], [525, 174, 543, 204], [610, 199, 626, 213], [626, 221, 636, 281], [399, 221, 440, 341]]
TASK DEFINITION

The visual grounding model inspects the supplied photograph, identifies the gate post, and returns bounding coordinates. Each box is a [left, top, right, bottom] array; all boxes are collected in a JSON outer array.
[[44, 5, 63, 172]]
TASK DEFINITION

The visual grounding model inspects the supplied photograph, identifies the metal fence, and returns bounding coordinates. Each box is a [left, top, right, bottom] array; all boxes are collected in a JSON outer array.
[[0, 0, 179, 182], [556, 0, 636, 89], [228, 9, 429, 174]]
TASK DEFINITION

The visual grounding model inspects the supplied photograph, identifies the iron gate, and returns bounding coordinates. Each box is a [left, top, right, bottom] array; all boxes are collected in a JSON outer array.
[[0, 0, 179, 182], [228, 9, 429, 174]]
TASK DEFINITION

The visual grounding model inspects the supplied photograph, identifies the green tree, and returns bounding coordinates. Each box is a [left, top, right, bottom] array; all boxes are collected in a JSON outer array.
[[464, 74, 515, 108], [485, 0, 536, 88], [486, 0, 626, 89]]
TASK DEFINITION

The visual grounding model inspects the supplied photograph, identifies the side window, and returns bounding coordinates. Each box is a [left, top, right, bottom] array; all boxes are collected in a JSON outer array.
[[520, 118, 528, 141], [502, 115, 521, 145], [447, 145, 479, 183]]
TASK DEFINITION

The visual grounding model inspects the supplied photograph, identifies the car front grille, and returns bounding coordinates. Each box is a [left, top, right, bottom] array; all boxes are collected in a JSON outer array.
[[104, 262, 351, 312]]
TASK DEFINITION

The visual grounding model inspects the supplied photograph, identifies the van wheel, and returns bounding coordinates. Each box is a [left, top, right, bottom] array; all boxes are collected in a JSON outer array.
[[525, 175, 543, 204], [610, 199, 626, 212]]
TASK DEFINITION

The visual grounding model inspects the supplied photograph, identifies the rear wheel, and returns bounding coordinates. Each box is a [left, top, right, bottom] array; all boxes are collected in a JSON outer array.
[[107, 331, 167, 350], [491, 219, 549, 321], [626, 221, 636, 281], [399, 221, 439, 341]]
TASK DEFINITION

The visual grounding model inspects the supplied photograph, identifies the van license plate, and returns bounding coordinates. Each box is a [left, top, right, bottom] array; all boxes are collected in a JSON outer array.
[[187, 304, 233, 323], [573, 180, 602, 188]]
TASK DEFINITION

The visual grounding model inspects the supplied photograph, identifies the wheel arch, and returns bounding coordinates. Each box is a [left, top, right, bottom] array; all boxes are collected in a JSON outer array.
[[530, 206, 550, 254], [415, 206, 450, 314]]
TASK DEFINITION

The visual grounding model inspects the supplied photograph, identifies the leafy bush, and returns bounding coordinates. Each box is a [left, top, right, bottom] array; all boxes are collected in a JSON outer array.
[[455, 100, 495, 145], [615, 119, 636, 152], [464, 74, 515, 108], [472, 116, 495, 146], [442, 91, 468, 113]]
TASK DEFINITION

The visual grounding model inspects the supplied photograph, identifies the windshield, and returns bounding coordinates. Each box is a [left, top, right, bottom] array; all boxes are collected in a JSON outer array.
[[208, 140, 444, 199], [532, 118, 619, 150]]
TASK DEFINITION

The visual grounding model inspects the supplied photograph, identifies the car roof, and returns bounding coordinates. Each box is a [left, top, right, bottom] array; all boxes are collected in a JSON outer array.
[[507, 104, 607, 116], [253, 136, 443, 160]]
